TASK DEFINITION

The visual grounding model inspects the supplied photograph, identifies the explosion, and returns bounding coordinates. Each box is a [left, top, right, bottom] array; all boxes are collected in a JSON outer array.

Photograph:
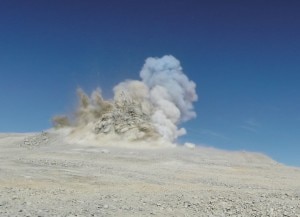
[[53, 55, 198, 147]]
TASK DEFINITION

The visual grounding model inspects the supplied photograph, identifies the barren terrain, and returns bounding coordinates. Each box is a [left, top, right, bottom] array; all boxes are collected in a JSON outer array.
[[0, 132, 300, 216]]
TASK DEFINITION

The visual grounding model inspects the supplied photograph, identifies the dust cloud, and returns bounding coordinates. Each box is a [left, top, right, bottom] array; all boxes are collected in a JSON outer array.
[[52, 55, 198, 147]]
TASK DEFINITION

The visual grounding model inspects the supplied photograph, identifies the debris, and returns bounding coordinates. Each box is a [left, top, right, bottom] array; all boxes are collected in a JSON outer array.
[[21, 132, 49, 149], [94, 92, 158, 140]]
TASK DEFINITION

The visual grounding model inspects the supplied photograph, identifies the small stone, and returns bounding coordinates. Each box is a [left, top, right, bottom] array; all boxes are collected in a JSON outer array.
[[184, 203, 190, 208], [167, 207, 173, 212], [101, 149, 110, 154]]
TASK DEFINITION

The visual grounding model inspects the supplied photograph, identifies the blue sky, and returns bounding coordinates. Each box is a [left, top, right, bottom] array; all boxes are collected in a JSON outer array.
[[0, 0, 299, 166]]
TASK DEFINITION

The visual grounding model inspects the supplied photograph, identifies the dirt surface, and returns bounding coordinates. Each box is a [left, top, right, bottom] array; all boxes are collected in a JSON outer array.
[[0, 132, 300, 217]]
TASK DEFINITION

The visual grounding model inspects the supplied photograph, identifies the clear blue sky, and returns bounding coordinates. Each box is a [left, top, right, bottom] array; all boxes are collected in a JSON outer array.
[[0, 0, 299, 166]]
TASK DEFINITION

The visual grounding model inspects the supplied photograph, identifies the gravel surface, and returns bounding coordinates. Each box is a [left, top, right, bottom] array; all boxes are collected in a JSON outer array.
[[0, 132, 300, 216]]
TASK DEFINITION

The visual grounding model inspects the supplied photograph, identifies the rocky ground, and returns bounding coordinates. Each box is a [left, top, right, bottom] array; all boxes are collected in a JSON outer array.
[[0, 132, 300, 217]]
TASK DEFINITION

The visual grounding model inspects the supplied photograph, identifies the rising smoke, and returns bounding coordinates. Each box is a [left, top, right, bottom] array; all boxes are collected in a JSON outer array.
[[53, 55, 198, 146]]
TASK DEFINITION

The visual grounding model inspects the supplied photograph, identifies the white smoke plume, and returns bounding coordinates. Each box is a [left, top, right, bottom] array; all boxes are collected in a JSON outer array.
[[53, 55, 198, 146], [139, 55, 198, 141]]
